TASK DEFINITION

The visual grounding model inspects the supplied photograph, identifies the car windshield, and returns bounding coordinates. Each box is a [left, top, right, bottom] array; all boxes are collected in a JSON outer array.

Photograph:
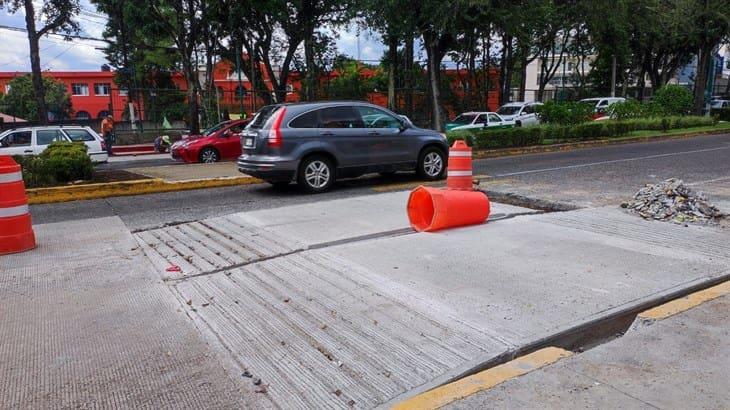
[[497, 106, 521, 115], [248, 105, 279, 129], [202, 122, 228, 136], [452, 114, 476, 124]]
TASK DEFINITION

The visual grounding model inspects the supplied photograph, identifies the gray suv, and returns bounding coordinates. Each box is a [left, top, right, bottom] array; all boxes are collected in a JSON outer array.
[[237, 102, 449, 193]]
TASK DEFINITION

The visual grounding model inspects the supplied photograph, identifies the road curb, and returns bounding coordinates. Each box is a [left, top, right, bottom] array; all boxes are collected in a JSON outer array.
[[26, 176, 262, 205], [472, 128, 730, 159]]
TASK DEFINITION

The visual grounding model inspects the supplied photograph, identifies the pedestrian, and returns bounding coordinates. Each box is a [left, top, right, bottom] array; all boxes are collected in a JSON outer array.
[[100, 115, 115, 156]]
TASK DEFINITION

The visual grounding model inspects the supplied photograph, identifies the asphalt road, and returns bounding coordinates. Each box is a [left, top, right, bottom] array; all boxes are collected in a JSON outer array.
[[31, 133, 730, 231]]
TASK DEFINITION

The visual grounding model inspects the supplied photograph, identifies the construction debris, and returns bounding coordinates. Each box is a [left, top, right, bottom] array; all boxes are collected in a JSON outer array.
[[621, 178, 724, 224]]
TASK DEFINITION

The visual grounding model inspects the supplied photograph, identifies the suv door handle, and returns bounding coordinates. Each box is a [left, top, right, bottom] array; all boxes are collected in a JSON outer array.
[[320, 131, 334, 136], [24, 149, 33, 153], [367, 131, 380, 136]]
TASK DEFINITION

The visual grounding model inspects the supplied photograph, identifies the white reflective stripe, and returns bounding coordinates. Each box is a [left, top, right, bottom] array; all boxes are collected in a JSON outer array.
[[449, 151, 472, 157], [0, 204, 29, 218], [448, 170, 473, 177], [0, 171, 22, 184]]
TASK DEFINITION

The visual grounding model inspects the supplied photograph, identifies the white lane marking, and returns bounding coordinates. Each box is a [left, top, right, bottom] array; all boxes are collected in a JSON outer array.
[[686, 176, 730, 186], [0, 204, 29, 218], [495, 146, 730, 177]]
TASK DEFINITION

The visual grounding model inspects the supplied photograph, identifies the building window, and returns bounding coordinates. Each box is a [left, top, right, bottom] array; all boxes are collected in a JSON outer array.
[[97, 110, 110, 119], [76, 111, 91, 120], [4, 84, 10, 93], [72, 83, 89, 96], [235, 85, 247, 99], [94, 83, 111, 96]]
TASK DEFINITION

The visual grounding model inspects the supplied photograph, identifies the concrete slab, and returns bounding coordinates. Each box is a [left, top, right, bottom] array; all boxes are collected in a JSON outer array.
[[446, 293, 730, 409], [236, 190, 534, 247], [0, 217, 268, 408]]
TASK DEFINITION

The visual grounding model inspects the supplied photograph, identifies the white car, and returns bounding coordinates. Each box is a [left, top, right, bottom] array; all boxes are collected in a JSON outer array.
[[710, 99, 729, 109], [578, 97, 626, 119], [445, 112, 516, 131], [0, 126, 109, 162], [496, 102, 543, 127]]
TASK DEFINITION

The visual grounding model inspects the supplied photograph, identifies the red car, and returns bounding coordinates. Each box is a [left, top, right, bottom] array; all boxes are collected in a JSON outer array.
[[171, 119, 249, 163]]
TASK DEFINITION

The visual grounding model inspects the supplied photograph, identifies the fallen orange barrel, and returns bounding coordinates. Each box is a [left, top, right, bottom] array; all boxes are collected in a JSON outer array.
[[407, 186, 490, 232], [447, 140, 473, 190], [0, 155, 36, 255]]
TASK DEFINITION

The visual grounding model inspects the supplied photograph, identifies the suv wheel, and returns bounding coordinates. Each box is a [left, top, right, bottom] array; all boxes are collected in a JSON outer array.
[[199, 147, 219, 163], [417, 147, 446, 180], [298, 155, 334, 193]]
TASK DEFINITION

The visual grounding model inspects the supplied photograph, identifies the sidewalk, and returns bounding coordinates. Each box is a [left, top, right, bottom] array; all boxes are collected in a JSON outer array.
[[446, 290, 730, 409], [4, 190, 728, 407]]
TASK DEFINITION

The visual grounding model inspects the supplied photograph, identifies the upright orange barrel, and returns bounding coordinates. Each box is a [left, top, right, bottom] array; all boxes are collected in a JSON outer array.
[[446, 140, 473, 190], [0, 156, 36, 255]]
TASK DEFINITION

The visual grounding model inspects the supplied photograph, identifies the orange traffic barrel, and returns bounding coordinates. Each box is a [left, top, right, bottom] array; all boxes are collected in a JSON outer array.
[[447, 140, 473, 190], [0, 156, 36, 255], [407, 186, 490, 232]]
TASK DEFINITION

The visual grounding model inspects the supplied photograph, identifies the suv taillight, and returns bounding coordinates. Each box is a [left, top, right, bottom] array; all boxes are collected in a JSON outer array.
[[267, 107, 287, 148]]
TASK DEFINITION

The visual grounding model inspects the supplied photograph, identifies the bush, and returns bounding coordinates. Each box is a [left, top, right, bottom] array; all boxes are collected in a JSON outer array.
[[649, 85, 693, 116], [712, 107, 730, 121], [13, 142, 93, 188], [447, 115, 716, 150], [536, 101, 594, 125], [40, 142, 93, 182], [607, 100, 646, 120]]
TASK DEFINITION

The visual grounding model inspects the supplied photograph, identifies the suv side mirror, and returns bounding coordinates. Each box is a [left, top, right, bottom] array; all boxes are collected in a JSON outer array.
[[0, 138, 8, 148]]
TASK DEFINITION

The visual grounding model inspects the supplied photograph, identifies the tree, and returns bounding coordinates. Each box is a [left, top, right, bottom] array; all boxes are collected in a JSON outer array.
[[1, 74, 72, 121], [0, 0, 79, 123]]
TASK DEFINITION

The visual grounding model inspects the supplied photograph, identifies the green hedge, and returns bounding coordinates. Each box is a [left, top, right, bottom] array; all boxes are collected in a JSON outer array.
[[447, 116, 717, 149], [712, 108, 730, 122], [13, 142, 93, 188]]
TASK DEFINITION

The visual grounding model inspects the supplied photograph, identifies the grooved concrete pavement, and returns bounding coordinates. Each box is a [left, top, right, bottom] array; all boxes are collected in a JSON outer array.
[[0, 217, 269, 409]]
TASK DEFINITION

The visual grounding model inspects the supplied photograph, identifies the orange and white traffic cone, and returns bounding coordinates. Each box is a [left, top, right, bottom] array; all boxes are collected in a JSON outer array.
[[0, 155, 36, 255], [446, 140, 473, 190]]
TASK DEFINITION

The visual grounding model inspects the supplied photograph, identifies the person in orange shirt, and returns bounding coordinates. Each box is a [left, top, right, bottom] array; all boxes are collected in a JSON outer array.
[[100, 115, 115, 155]]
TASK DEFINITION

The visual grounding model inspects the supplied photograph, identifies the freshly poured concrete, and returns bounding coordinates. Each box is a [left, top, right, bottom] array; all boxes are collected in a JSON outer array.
[[6, 189, 727, 408], [447, 294, 730, 409]]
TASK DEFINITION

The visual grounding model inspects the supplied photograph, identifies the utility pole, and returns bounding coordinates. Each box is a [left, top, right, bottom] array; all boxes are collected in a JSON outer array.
[[611, 54, 617, 97]]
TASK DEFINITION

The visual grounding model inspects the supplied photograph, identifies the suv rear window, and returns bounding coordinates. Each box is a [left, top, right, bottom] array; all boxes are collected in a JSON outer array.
[[36, 129, 66, 145], [320, 106, 363, 128], [290, 110, 320, 128], [248, 105, 279, 129], [64, 129, 96, 142]]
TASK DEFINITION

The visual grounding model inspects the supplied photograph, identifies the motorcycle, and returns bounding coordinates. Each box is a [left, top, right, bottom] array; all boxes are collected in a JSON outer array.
[[154, 135, 172, 153]]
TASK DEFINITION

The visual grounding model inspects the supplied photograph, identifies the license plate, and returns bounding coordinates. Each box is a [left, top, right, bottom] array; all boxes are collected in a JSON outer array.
[[244, 137, 255, 148]]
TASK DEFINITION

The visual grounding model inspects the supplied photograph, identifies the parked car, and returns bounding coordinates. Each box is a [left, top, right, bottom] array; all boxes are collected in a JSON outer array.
[[0, 125, 108, 162], [237, 102, 449, 193], [445, 112, 516, 131], [170, 119, 249, 163], [578, 97, 626, 119], [496, 102, 543, 127], [710, 99, 730, 109]]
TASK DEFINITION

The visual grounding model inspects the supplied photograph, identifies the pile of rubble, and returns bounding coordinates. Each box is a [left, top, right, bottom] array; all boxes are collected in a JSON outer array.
[[621, 178, 724, 224]]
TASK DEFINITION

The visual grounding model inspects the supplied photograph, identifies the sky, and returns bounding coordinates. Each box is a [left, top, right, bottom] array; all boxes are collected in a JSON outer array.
[[0, 1, 385, 73]]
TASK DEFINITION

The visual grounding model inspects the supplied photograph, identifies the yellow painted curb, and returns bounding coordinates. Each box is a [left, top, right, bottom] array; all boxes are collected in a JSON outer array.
[[471, 128, 730, 159], [639, 281, 730, 321], [26, 176, 261, 205], [392, 347, 572, 410]]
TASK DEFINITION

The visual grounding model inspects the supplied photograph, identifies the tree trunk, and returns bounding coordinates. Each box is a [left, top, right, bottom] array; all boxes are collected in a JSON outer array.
[[387, 35, 398, 110], [304, 34, 316, 101], [498, 35, 513, 105], [182, 57, 200, 134], [23, 1, 48, 123], [404, 35, 414, 118], [693, 45, 712, 115], [518, 54, 527, 101], [425, 36, 443, 131]]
